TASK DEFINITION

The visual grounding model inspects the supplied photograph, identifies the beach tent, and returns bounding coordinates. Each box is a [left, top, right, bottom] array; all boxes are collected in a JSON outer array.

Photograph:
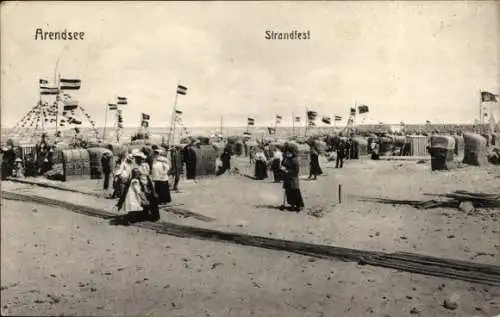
[[429, 135, 456, 171], [463, 133, 488, 166]]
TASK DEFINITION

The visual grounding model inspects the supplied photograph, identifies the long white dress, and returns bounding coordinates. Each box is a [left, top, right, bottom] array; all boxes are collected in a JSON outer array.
[[120, 179, 142, 213]]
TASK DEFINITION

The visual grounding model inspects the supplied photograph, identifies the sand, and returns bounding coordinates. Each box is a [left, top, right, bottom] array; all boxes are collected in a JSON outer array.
[[2, 199, 500, 317]]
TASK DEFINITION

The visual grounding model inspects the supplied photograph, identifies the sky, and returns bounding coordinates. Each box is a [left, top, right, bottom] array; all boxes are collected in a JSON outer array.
[[1, 1, 499, 129]]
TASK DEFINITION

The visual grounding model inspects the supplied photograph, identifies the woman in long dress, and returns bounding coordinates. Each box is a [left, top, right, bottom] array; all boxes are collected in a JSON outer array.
[[113, 168, 145, 225], [151, 153, 172, 205], [281, 144, 305, 212], [308, 147, 322, 180], [254, 147, 268, 180]]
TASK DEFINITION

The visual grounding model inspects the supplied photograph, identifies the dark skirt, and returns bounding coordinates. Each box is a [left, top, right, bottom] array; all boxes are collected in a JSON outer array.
[[309, 155, 322, 175], [254, 160, 268, 180], [285, 188, 305, 208], [186, 162, 197, 179], [154, 180, 172, 205]]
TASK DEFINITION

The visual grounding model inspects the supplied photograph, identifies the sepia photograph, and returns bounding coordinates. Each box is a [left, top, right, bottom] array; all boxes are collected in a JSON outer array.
[[1, 1, 499, 316]]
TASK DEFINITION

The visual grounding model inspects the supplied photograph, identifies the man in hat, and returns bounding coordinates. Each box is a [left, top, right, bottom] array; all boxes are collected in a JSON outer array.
[[168, 145, 182, 192], [101, 148, 113, 192]]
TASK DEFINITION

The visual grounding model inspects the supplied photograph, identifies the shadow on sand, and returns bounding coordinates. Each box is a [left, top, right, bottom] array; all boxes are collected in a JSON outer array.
[[255, 204, 298, 212]]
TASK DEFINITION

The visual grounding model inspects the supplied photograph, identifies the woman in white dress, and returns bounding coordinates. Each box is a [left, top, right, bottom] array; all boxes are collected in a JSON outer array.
[[112, 168, 145, 225]]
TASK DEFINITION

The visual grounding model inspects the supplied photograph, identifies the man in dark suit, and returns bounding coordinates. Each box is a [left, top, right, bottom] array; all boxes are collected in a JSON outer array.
[[336, 139, 345, 169]]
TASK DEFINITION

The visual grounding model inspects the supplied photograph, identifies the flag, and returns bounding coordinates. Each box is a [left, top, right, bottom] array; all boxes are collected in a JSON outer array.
[[268, 127, 276, 135], [39, 79, 49, 85], [175, 109, 183, 114], [335, 115, 342, 121], [59, 79, 81, 90], [350, 108, 356, 116], [481, 91, 498, 102], [322, 116, 331, 124], [295, 116, 301, 122], [308, 121, 316, 126], [117, 97, 127, 105], [307, 110, 317, 120], [68, 118, 82, 125], [358, 105, 369, 114], [177, 85, 188, 95], [108, 104, 118, 110], [426, 120, 431, 124], [63, 104, 78, 111], [400, 121, 405, 126], [40, 87, 59, 95], [142, 113, 150, 120], [276, 114, 282, 123], [243, 131, 252, 136], [247, 117, 255, 126]]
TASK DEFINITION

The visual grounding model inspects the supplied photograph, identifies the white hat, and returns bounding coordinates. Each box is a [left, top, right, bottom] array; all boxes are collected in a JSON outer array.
[[15, 158, 22, 162], [132, 151, 147, 159]]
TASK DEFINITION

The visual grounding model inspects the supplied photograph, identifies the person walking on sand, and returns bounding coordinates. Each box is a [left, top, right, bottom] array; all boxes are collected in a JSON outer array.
[[270, 146, 283, 182], [281, 143, 305, 212], [151, 149, 172, 205], [183, 141, 198, 180], [168, 145, 182, 192], [113, 168, 147, 225], [101, 148, 113, 192], [336, 138, 345, 168], [254, 147, 268, 180], [308, 146, 322, 180]]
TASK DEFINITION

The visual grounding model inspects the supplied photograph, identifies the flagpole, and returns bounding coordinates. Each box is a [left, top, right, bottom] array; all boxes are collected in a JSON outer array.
[[292, 112, 295, 138], [479, 90, 482, 134], [103, 103, 109, 142], [304, 107, 308, 137], [168, 82, 180, 146], [39, 91, 45, 135], [220, 115, 223, 137], [55, 74, 61, 135]]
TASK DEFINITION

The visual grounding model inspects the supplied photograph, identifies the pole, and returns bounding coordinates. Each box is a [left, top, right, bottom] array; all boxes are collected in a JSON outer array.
[[479, 90, 484, 134], [39, 93, 45, 134], [338, 184, 342, 204], [103, 104, 109, 142], [167, 82, 179, 146], [304, 107, 308, 137], [220, 115, 223, 137], [292, 112, 295, 138]]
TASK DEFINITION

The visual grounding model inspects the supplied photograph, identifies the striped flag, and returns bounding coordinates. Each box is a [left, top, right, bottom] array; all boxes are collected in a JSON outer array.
[[350, 108, 356, 116], [142, 113, 150, 120], [175, 109, 183, 114], [177, 85, 188, 95], [40, 87, 59, 95], [295, 116, 301, 122], [62, 98, 78, 111], [276, 115, 282, 124], [117, 97, 127, 105], [307, 110, 317, 120], [247, 117, 255, 126], [335, 115, 342, 121], [322, 116, 331, 124], [60, 79, 81, 90], [39, 79, 49, 86], [108, 104, 118, 110], [243, 131, 252, 136]]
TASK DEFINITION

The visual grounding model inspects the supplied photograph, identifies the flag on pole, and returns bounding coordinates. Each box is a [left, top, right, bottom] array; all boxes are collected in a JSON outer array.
[[39, 79, 49, 86], [177, 85, 188, 95], [275, 115, 282, 124], [117, 97, 127, 105], [481, 91, 498, 102], [426, 120, 431, 125], [322, 116, 331, 124], [268, 127, 276, 135], [247, 117, 255, 126], [40, 87, 59, 95], [175, 109, 183, 114], [295, 116, 301, 122], [142, 113, 150, 120], [335, 115, 342, 121], [358, 105, 369, 114], [59, 79, 81, 90], [307, 110, 317, 120], [108, 104, 118, 110], [350, 107, 356, 116]]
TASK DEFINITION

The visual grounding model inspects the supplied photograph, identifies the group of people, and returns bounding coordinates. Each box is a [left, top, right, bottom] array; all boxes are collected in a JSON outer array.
[[107, 145, 176, 225], [251, 143, 305, 211]]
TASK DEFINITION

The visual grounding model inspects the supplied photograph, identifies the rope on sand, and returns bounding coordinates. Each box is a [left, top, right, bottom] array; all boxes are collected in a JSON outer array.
[[2, 189, 499, 287]]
